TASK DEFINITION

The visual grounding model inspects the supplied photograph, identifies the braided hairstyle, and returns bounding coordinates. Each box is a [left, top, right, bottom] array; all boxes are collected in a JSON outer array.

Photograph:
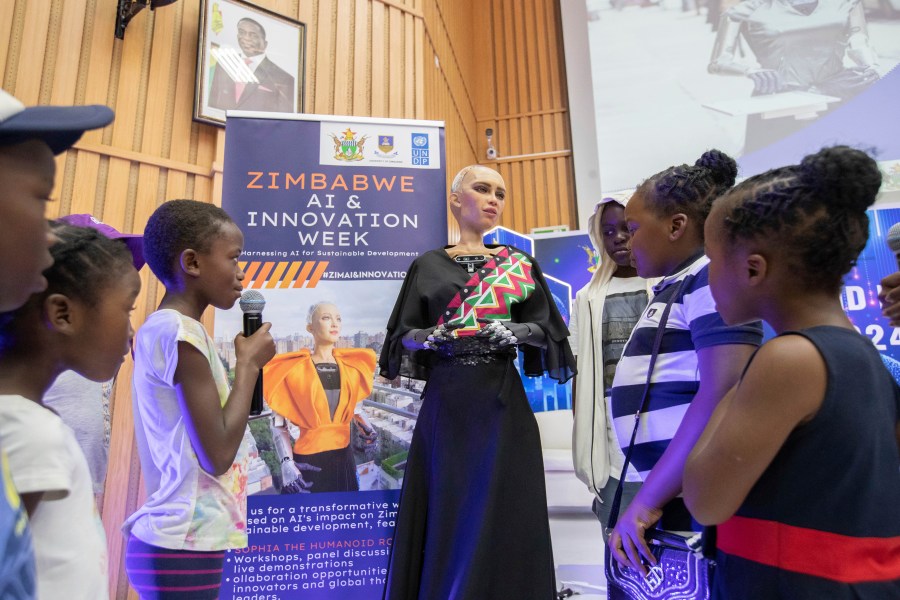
[[143, 199, 234, 286], [715, 145, 881, 294], [636, 149, 738, 240], [0, 223, 134, 349]]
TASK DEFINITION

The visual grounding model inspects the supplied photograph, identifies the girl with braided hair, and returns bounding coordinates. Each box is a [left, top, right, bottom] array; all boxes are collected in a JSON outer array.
[[0, 222, 142, 600], [606, 150, 764, 574], [684, 146, 900, 598]]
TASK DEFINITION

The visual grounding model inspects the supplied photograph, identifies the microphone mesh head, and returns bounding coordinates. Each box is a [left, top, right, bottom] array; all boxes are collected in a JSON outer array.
[[239, 289, 266, 313], [888, 223, 900, 253]]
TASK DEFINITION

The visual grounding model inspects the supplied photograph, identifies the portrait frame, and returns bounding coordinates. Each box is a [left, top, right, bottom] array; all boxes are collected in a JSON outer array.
[[194, 0, 305, 127]]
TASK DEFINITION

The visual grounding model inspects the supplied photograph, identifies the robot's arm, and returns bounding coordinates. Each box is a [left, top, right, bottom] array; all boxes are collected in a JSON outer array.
[[846, 2, 878, 69], [269, 414, 319, 492], [709, 12, 787, 94], [270, 415, 300, 482], [353, 407, 378, 446], [353, 409, 375, 434], [708, 14, 751, 76]]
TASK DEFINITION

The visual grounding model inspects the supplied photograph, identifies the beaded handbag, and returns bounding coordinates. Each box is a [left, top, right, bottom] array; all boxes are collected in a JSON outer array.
[[605, 529, 713, 600]]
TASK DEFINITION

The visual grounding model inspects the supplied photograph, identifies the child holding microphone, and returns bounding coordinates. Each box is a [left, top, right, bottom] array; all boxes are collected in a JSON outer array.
[[124, 200, 275, 599]]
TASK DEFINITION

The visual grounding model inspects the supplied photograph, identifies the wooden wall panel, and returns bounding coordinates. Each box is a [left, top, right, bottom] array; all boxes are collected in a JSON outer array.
[[353, 0, 370, 114], [421, 0, 478, 238], [14, 2, 51, 103], [477, 0, 575, 233], [0, 3, 15, 75], [1, 0, 573, 597], [371, 2, 387, 116], [424, 0, 576, 238]]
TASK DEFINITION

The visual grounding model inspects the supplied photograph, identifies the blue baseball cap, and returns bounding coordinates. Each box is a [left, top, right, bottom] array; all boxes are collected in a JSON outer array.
[[0, 89, 114, 155]]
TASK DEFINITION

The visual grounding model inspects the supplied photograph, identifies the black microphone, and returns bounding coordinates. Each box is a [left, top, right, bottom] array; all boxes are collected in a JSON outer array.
[[239, 290, 266, 415], [888, 223, 900, 271]]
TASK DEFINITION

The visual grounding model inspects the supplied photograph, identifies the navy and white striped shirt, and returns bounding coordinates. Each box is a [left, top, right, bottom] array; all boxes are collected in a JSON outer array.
[[610, 253, 762, 481]]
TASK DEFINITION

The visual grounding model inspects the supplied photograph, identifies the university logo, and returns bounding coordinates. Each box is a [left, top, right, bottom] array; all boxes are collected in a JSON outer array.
[[330, 128, 369, 161], [375, 134, 399, 158], [411, 133, 430, 165], [378, 135, 394, 153]]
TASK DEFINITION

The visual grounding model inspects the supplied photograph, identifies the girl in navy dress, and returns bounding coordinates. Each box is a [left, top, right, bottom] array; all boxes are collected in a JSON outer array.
[[684, 146, 900, 599]]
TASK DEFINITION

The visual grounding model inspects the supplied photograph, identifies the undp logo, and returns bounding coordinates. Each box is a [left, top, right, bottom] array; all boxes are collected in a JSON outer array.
[[411, 133, 430, 165]]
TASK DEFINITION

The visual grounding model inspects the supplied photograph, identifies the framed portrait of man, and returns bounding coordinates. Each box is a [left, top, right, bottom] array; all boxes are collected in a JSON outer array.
[[194, 0, 306, 126]]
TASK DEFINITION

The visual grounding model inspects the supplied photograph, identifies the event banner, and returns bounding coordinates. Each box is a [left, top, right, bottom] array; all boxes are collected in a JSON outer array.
[[483, 227, 578, 412], [215, 113, 446, 600], [844, 204, 900, 365]]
